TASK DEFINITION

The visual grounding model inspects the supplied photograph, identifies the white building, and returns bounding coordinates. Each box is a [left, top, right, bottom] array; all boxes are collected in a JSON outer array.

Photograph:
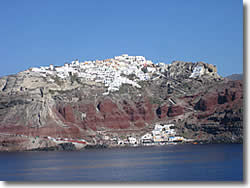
[[147, 67, 156, 73], [158, 62, 165, 67], [31, 67, 42, 72], [189, 65, 205, 78], [128, 137, 137, 145], [168, 136, 184, 142], [152, 124, 176, 142], [49, 64, 54, 71], [141, 133, 153, 143]]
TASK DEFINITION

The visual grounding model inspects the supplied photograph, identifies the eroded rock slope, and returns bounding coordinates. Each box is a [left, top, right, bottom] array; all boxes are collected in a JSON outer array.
[[0, 58, 243, 150]]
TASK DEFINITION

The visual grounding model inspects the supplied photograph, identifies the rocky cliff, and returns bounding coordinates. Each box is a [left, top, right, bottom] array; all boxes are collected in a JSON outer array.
[[0, 58, 243, 151]]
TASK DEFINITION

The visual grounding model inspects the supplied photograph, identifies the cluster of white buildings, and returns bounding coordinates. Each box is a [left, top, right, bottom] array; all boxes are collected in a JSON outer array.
[[106, 123, 189, 147], [140, 123, 185, 144], [115, 136, 138, 146], [28, 54, 218, 94], [189, 65, 205, 78], [30, 54, 160, 94]]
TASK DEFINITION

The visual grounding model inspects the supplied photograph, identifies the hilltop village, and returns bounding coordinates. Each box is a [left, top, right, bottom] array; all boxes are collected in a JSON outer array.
[[30, 54, 208, 95]]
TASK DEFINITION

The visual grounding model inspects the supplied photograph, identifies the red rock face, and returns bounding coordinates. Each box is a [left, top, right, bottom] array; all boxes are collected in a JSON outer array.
[[194, 93, 218, 112], [134, 120, 145, 128], [52, 98, 156, 131], [194, 81, 243, 120], [156, 105, 168, 119], [0, 78, 243, 147], [156, 105, 184, 119], [167, 105, 184, 117], [56, 105, 75, 123], [122, 100, 136, 121], [49, 82, 242, 134], [141, 98, 155, 121], [98, 99, 117, 113], [64, 105, 75, 123]]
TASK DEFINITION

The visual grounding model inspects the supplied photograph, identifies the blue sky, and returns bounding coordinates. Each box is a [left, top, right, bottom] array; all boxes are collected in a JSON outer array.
[[0, 0, 242, 77]]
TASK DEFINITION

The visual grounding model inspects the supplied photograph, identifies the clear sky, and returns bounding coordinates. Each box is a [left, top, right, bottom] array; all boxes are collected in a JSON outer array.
[[0, 0, 242, 77]]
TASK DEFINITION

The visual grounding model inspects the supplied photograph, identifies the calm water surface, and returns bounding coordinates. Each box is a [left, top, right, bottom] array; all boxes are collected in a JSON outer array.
[[0, 144, 243, 181]]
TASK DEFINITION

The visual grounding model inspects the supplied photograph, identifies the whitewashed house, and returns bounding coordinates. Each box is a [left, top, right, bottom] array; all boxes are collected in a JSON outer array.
[[128, 136, 137, 145], [189, 65, 205, 78], [168, 136, 184, 142], [49, 64, 54, 71], [141, 133, 153, 143]]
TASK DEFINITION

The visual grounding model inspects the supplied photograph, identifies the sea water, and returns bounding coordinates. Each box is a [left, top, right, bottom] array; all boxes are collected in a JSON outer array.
[[0, 144, 243, 181]]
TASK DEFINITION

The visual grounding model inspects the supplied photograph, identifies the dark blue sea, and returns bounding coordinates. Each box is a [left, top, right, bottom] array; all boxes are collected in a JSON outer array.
[[0, 144, 243, 181]]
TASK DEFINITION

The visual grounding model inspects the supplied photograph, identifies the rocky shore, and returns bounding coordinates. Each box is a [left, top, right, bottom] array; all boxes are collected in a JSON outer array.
[[28, 143, 77, 151]]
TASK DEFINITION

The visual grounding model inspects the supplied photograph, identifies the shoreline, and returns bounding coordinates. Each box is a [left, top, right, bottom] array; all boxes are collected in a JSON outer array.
[[0, 141, 243, 152]]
